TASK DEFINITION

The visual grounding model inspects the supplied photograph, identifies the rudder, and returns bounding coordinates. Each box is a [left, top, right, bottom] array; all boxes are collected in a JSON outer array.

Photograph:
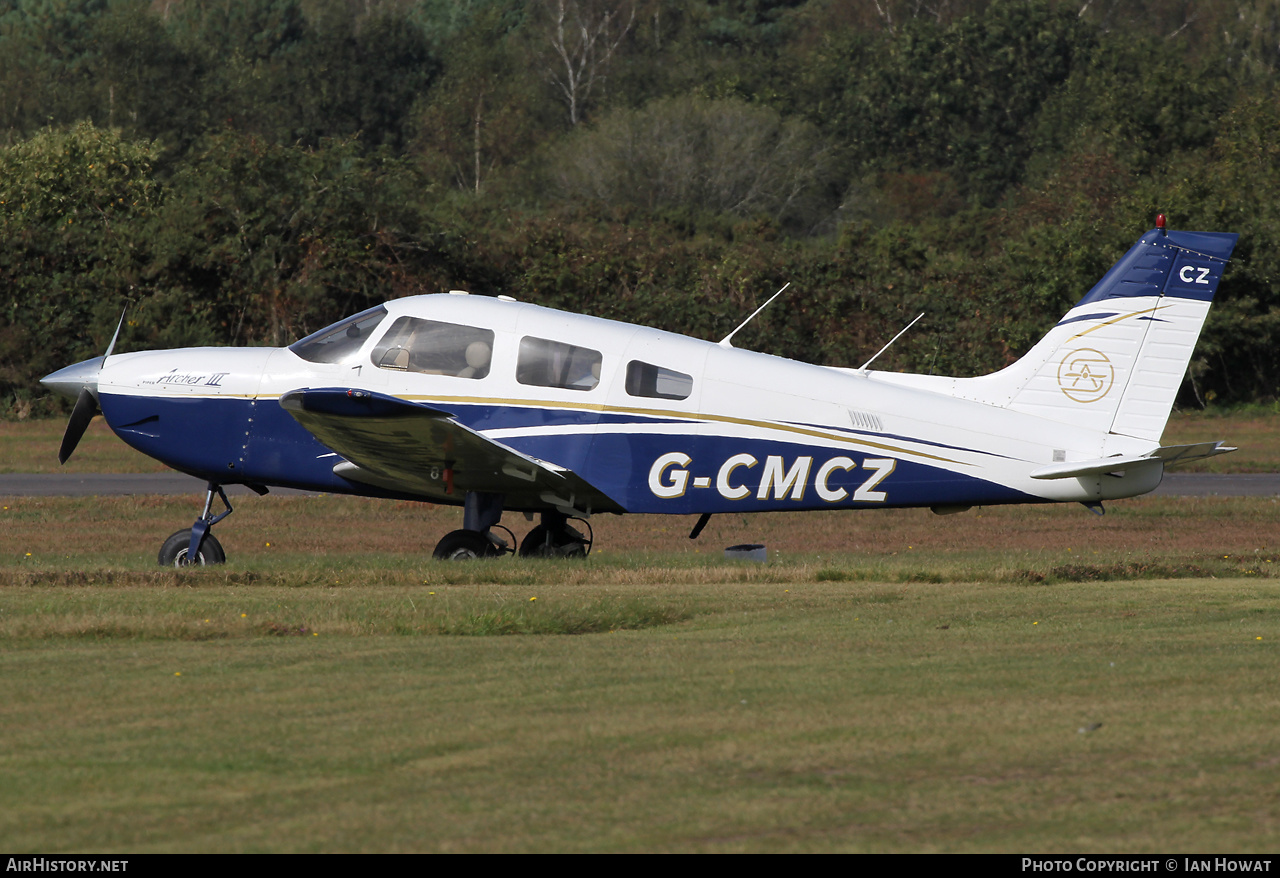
[[957, 223, 1238, 441]]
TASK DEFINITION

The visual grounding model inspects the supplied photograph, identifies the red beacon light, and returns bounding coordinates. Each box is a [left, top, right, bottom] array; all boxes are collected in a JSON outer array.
[[1156, 213, 1167, 234]]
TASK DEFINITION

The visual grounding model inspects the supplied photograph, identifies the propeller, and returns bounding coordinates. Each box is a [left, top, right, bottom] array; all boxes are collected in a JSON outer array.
[[41, 311, 126, 465], [59, 386, 99, 464]]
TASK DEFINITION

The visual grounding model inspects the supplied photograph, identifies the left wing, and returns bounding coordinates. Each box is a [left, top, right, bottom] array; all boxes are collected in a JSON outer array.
[[279, 388, 620, 514]]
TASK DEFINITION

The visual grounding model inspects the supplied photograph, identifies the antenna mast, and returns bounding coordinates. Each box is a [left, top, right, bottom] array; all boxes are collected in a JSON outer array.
[[859, 313, 924, 372], [718, 283, 791, 348]]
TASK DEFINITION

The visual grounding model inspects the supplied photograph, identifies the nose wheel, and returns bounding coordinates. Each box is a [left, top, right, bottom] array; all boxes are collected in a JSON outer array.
[[158, 482, 232, 567], [158, 529, 226, 566]]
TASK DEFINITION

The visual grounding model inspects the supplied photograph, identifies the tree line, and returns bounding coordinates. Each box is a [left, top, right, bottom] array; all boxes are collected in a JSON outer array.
[[3, 0, 1279, 417]]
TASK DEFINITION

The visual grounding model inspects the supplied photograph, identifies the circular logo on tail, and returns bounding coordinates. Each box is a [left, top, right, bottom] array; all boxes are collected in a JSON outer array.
[[1057, 348, 1114, 403]]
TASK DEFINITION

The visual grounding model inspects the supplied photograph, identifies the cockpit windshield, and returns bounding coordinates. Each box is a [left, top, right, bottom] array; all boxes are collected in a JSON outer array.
[[289, 306, 388, 364]]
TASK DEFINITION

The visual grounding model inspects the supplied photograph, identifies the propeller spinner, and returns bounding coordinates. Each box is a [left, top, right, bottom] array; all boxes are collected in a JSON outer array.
[[40, 312, 126, 464]]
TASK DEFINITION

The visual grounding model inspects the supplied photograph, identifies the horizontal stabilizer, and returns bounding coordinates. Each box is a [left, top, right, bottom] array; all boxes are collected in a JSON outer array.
[[1148, 440, 1237, 467], [1029, 441, 1234, 480]]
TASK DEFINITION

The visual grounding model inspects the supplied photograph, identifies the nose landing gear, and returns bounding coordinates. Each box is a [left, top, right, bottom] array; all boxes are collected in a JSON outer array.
[[158, 482, 233, 567]]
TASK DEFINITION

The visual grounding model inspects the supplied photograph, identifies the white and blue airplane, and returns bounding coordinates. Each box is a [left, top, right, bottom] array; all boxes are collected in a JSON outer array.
[[42, 218, 1238, 564]]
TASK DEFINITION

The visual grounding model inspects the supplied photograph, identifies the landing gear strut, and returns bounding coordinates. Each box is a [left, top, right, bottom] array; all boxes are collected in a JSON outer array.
[[518, 511, 592, 558], [432, 529, 506, 560], [158, 482, 232, 567], [429, 494, 593, 561], [431, 491, 514, 560]]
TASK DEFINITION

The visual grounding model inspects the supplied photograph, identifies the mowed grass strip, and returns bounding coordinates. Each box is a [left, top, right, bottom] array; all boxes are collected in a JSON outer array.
[[1159, 406, 1280, 473], [0, 580, 691, 639], [1, 577, 1278, 853], [1, 494, 1278, 852], [1, 491, 1277, 566]]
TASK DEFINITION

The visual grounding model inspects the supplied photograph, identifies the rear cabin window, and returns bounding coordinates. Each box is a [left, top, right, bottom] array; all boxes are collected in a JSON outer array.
[[516, 337, 602, 391], [290, 306, 388, 364], [626, 361, 693, 400], [372, 317, 494, 379]]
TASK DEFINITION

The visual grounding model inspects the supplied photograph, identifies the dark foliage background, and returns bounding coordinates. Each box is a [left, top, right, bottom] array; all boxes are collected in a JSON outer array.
[[3, 0, 1278, 417]]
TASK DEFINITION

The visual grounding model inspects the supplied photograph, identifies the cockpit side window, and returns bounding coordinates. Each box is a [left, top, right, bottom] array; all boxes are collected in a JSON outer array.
[[625, 361, 693, 400], [372, 317, 494, 378], [289, 306, 388, 364], [516, 336, 602, 391]]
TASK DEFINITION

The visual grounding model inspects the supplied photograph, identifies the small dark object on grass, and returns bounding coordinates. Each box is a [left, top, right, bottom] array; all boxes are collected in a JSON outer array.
[[725, 544, 767, 562]]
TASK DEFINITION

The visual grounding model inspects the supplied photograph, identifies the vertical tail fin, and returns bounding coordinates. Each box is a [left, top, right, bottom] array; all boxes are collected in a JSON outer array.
[[959, 225, 1238, 441]]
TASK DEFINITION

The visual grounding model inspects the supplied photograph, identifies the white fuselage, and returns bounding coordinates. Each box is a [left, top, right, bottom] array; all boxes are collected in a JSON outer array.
[[92, 294, 1162, 514]]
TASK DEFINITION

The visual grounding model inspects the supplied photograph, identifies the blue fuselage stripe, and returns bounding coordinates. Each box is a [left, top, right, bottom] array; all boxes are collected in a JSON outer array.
[[100, 393, 1036, 512]]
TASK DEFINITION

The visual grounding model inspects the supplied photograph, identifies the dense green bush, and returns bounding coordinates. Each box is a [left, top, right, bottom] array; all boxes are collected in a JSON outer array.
[[2, 0, 1278, 417]]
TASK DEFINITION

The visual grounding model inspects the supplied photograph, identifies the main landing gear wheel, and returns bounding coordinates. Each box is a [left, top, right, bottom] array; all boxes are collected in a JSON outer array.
[[432, 529, 504, 561], [158, 529, 226, 567], [518, 519, 592, 558]]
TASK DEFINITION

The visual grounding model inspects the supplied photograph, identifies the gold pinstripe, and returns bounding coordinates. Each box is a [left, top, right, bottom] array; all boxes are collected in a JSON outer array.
[[1068, 303, 1172, 342], [120, 391, 962, 464]]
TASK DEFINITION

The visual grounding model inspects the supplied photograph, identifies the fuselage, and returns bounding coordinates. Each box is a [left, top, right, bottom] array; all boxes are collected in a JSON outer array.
[[91, 293, 1163, 515]]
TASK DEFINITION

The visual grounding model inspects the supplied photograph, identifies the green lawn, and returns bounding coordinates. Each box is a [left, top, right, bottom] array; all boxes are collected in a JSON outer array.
[[1, 495, 1277, 852]]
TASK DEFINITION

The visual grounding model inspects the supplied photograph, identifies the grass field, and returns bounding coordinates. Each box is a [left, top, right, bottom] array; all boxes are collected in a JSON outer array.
[[2, 492, 1278, 852], [1159, 406, 1280, 472]]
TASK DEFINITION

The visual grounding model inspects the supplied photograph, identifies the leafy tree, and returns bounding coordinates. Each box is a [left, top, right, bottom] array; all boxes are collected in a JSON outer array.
[[88, 1, 196, 141], [0, 0, 110, 136], [606, 0, 808, 113], [166, 0, 437, 150], [533, 0, 636, 126], [0, 121, 160, 411], [147, 132, 424, 347], [1179, 89, 1280, 403], [2, 0, 1280, 418], [412, 3, 550, 195], [272, 1, 439, 151], [791, 0, 1092, 204], [552, 94, 837, 231], [1028, 31, 1232, 180]]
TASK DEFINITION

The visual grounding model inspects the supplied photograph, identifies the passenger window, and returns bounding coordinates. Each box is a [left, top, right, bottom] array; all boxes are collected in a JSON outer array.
[[371, 317, 494, 379], [626, 361, 693, 400], [516, 336, 602, 391]]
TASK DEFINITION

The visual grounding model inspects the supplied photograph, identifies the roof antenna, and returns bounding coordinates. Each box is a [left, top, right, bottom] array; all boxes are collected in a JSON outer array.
[[859, 312, 925, 372], [719, 283, 790, 348]]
